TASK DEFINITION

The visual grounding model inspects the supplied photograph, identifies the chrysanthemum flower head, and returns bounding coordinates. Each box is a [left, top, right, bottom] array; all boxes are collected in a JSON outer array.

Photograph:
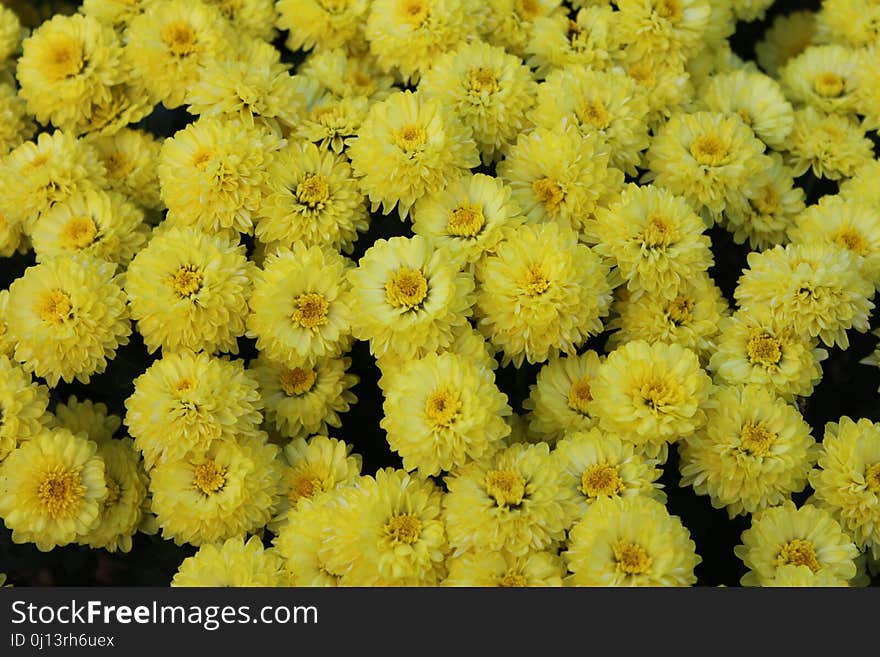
[[300, 48, 396, 103], [754, 10, 816, 77], [87, 128, 162, 212], [277, 0, 369, 53], [482, 0, 563, 58], [840, 159, 880, 212], [614, 48, 693, 130], [614, 0, 711, 64], [200, 0, 278, 41], [856, 46, 880, 133], [525, 5, 619, 78], [0, 356, 51, 462], [51, 395, 120, 444], [444, 549, 564, 586], [815, 0, 880, 49], [0, 83, 35, 156], [172, 535, 285, 587], [761, 564, 849, 587], [784, 107, 874, 181], [0, 4, 23, 64], [781, 45, 861, 117], [0, 428, 106, 552], [474, 222, 613, 367], [293, 81, 369, 154], [564, 495, 701, 586], [347, 90, 480, 219]]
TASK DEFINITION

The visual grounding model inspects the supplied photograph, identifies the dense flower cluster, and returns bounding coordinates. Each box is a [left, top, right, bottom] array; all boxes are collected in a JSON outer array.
[[0, 0, 879, 589]]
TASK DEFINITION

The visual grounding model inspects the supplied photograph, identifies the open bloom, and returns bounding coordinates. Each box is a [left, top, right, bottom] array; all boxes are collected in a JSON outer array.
[[172, 535, 286, 587]]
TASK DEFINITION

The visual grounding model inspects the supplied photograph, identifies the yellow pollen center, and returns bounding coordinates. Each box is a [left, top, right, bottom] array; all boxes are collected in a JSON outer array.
[[318, 0, 348, 13], [578, 99, 611, 130], [47, 38, 84, 79], [193, 460, 226, 495], [385, 268, 428, 309], [642, 214, 674, 248], [567, 377, 593, 414], [467, 67, 498, 93], [447, 204, 485, 237], [752, 185, 781, 214], [628, 63, 655, 86], [814, 72, 845, 98], [288, 471, 322, 502], [296, 174, 330, 209], [192, 148, 214, 169], [102, 153, 131, 179], [667, 296, 693, 326], [425, 389, 461, 428], [393, 124, 427, 152], [104, 478, 121, 508], [517, 0, 541, 20], [690, 134, 729, 166], [580, 464, 624, 498], [778, 539, 820, 572], [499, 573, 527, 587], [747, 332, 783, 366], [291, 293, 330, 329], [161, 21, 199, 57], [36, 469, 84, 518], [170, 265, 203, 299], [613, 540, 652, 575], [833, 228, 868, 255], [175, 377, 196, 394], [656, 0, 683, 19], [60, 215, 98, 250], [279, 366, 316, 396], [37, 290, 73, 325], [739, 422, 777, 456], [864, 463, 880, 493], [532, 177, 565, 210], [486, 470, 526, 507], [385, 514, 422, 545], [639, 378, 677, 411], [522, 265, 550, 296]]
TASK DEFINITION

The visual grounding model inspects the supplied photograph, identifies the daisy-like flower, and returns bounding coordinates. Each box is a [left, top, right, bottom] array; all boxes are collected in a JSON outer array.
[[201, 0, 278, 41], [31, 187, 148, 268], [419, 40, 537, 163], [0, 356, 51, 462], [708, 310, 827, 402], [80, 0, 150, 33], [257, 141, 368, 255], [781, 45, 861, 117], [0, 83, 35, 156], [735, 502, 860, 586], [644, 110, 768, 224], [381, 351, 512, 477], [525, 5, 619, 79], [755, 10, 816, 76], [532, 66, 651, 177], [615, 49, 693, 130], [125, 226, 254, 355], [590, 340, 714, 450], [124, 0, 230, 109], [474, 222, 613, 367], [149, 432, 282, 546], [251, 354, 358, 441], [497, 123, 624, 239], [815, 0, 880, 49], [564, 495, 701, 586], [0, 428, 106, 552], [124, 350, 263, 470], [158, 116, 284, 236], [247, 244, 354, 365], [51, 395, 120, 444], [277, 0, 369, 52], [444, 549, 564, 586], [734, 243, 875, 350], [483, 0, 563, 58], [809, 417, 880, 558], [614, 0, 711, 63], [294, 82, 369, 154], [348, 235, 475, 360], [70, 77, 154, 138], [606, 273, 729, 364], [679, 384, 818, 518], [273, 491, 347, 586], [443, 442, 576, 557], [347, 90, 480, 219], [6, 255, 129, 387], [320, 468, 449, 586], [299, 48, 396, 103], [87, 128, 162, 212], [784, 107, 875, 181], [697, 69, 793, 150], [556, 429, 666, 521], [761, 564, 849, 587], [589, 184, 714, 300], [172, 535, 286, 587], [411, 173, 524, 266]]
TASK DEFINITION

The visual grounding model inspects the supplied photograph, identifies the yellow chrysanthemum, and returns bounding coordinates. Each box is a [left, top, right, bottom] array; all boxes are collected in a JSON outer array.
[[277, 0, 369, 52], [348, 235, 475, 360], [856, 46, 880, 133], [784, 107, 875, 181], [497, 123, 624, 239], [816, 0, 880, 49], [299, 48, 395, 103], [124, 350, 263, 470], [411, 173, 525, 266], [614, 49, 693, 130], [0, 356, 51, 462], [734, 243, 875, 350], [474, 222, 613, 367], [247, 244, 353, 365], [614, 0, 711, 63], [781, 45, 861, 116], [730, 0, 774, 22], [525, 5, 619, 78], [6, 255, 130, 387], [482, 0, 563, 59], [80, 0, 151, 33], [201, 0, 278, 41], [444, 549, 564, 586], [420, 40, 537, 163], [347, 90, 480, 219], [172, 535, 285, 587], [735, 502, 860, 586], [381, 351, 511, 477], [755, 10, 816, 77], [51, 395, 120, 444], [149, 432, 282, 546], [0, 428, 106, 552], [809, 417, 880, 558], [522, 350, 603, 443], [564, 495, 701, 587], [257, 140, 368, 255], [0, 83, 35, 156], [293, 82, 368, 154], [443, 442, 576, 557], [87, 128, 162, 212], [761, 564, 849, 587], [0, 4, 23, 64], [589, 183, 714, 299], [125, 226, 254, 355]]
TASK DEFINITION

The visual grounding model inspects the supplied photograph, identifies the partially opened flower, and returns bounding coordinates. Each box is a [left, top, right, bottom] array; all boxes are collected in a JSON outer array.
[[754, 10, 816, 76], [784, 107, 874, 181], [201, 0, 278, 41], [615, 0, 711, 64], [299, 48, 395, 103], [172, 535, 286, 587], [51, 395, 120, 444], [277, 0, 369, 52], [444, 549, 564, 586], [525, 5, 619, 78], [87, 128, 162, 212], [482, 0, 563, 58]]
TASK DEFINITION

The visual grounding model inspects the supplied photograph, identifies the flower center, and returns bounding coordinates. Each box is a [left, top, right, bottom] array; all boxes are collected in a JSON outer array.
[[777, 539, 820, 572], [36, 469, 84, 518], [567, 377, 593, 414], [752, 185, 781, 215], [639, 378, 677, 411], [747, 331, 783, 366], [613, 540, 652, 575], [814, 72, 845, 98], [37, 290, 73, 325], [864, 463, 880, 494], [739, 422, 777, 456], [641, 214, 675, 248], [288, 471, 322, 503], [517, 0, 541, 20], [279, 366, 316, 396], [522, 265, 550, 296], [296, 174, 330, 209], [580, 464, 624, 498], [291, 293, 330, 329], [656, 0, 682, 19], [666, 296, 693, 326], [192, 148, 214, 169], [318, 0, 348, 13], [627, 62, 655, 87], [104, 478, 121, 508], [578, 99, 611, 130], [393, 123, 427, 152], [425, 388, 461, 428], [499, 573, 527, 587], [690, 134, 729, 166], [532, 177, 565, 210], [60, 215, 98, 250], [193, 460, 226, 496], [46, 37, 84, 79], [347, 71, 375, 95], [161, 21, 199, 57], [447, 204, 485, 237], [385, 268, 428, 309], [486, 469, 526, 507], [102, 152, 131, 179], [170, 265, 203, 299], [833, 228, 868, 255], [467, 67, 498, 94], [385, 514, 422, 545]]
